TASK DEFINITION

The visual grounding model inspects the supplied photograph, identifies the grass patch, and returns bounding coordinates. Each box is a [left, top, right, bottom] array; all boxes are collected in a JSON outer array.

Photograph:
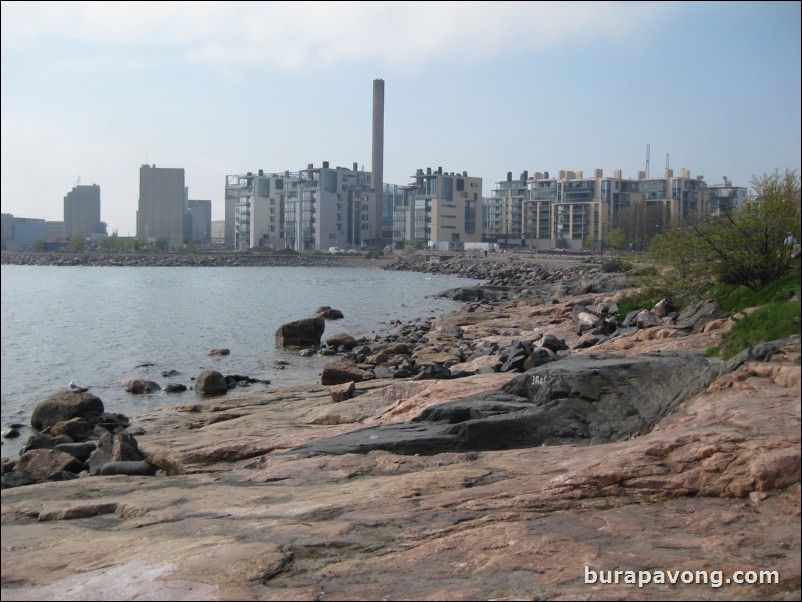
[[719, 300, 801, 359], [614, 293, 664, 321], [711, 272, 801, 313]]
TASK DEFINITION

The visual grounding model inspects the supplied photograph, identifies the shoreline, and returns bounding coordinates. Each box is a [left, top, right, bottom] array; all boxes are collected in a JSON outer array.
[[2, 255, 799, 600], [0, 260, 486, 461]]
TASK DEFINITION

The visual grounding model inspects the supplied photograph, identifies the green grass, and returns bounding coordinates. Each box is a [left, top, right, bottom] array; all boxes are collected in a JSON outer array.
[[710, 271, 801, 313], [614, 293, 665, 321], [719, 299, 801, 359]]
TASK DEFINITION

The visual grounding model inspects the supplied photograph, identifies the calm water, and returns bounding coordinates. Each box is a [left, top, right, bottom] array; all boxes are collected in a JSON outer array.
[[1, 264, 480, 459]]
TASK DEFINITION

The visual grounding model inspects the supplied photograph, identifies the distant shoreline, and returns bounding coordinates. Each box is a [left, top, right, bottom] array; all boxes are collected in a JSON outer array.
[[0, 250, 394, 269]]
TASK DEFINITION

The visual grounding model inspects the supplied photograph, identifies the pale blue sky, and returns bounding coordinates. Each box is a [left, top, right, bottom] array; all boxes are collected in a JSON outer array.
[[2, 1, 800, 237]]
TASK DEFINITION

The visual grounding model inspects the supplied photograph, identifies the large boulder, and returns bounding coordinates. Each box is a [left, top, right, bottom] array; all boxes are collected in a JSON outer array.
[[30, 391, 104, 431], [326, 333, 359, 350], [316, 306, 345, 320], [87, 432, 144, 476], [275, 317, 325, 348], [14, 449, 84, 483], [195, 370, 229, 395], [293, 352, 718, 456], [321, 361, 365, 386], [123, 379, 160, 394], [50, 417, 94, 440]]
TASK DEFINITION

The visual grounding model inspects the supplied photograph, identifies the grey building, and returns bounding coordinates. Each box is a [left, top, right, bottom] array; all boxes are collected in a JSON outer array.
[[1, 213, 15, 248], [492, 171, 528, 244], [707, 177, 748, 214], [63, 184, 102, 240], [409, 167, 482, 249], [226, 170, 290, 250], [285, 162, 377, 251], [227, 162, 380, 252], [45, 221, 65, 241], [10, 217, 46, 248], [136, 164, 186, 249], [187, 199, 212, 244]]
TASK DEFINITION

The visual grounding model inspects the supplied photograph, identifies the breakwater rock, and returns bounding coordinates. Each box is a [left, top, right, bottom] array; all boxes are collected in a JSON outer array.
[[384, 254, 629, 299]]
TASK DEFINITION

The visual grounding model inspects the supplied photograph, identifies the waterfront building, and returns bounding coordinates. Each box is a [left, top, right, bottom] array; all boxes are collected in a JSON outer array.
[[63, 184, 102, 240], [707, 176, 748, 214], [482, 196, 503, 242], [285, 162, 377, 252], [381, 183, 401, 245], [1, 213, 14, 247], [8, 217, 46, 249], [225, 170, 290, 250], [187, 199, 212, 244], [409, 167, 482, 250], [491, 171, 528, 246], [136, 164, 186, 250], [211, 220, 226, 246], [227, 162, 382, 252], [500, 167, 715, 251], [393, 186, 416, 250], [45, 221, 65, 241]]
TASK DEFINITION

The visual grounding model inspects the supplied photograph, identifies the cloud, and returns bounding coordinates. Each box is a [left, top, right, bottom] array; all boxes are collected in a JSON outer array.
[[2, 1, 680, 74]]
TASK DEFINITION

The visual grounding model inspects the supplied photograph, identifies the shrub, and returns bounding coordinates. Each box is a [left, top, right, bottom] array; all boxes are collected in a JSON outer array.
[[600, 258, 632, 273]]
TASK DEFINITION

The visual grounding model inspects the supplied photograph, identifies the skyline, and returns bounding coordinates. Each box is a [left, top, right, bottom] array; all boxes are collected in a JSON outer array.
[[1, 1, 800, 237]]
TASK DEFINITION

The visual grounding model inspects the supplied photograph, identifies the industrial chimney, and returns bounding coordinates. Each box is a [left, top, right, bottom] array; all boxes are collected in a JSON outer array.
[[372, 79, 385, 242]]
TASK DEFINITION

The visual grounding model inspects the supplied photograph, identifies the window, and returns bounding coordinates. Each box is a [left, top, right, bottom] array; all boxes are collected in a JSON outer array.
[[442, 177, 453, 201], [324, 171, 338, 193]]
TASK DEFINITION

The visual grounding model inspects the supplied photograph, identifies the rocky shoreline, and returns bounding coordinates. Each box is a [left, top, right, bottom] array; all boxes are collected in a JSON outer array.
[[1, 255, 799, 600]]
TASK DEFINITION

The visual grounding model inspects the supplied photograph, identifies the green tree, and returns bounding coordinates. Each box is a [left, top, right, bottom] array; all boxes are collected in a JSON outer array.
[[606, 228, 626, 254], [693, 169, 800, 290], [69, 235, 86, 252], [100, 232, 122, 251], [32, 237, 46, 252], [649, 222, 712, 292]]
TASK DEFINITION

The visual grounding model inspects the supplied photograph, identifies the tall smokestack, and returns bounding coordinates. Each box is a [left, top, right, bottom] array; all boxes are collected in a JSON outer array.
[[372, 79, 384, 242]]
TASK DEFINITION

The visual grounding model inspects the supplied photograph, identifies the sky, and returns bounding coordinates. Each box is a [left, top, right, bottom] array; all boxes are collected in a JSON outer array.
[[1, 1, 800, 237]]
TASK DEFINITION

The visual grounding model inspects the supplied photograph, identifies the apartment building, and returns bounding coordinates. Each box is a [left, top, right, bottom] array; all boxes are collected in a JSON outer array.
[[499, 167, 714, 250], [225, 170, 289, 250], [491, 171, 528, 243], [393, 186, 416, 249], [409, 167, 482, 249], [136, 164, 186, 250], [707, 176, 748, 214], [226, 162, 379, 252], [286, 162, 377, 251]]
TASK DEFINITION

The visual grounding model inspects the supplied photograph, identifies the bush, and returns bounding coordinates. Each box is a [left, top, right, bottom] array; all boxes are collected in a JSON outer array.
[[647, 169, 800, 295], [600, 258, 632, 273]]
